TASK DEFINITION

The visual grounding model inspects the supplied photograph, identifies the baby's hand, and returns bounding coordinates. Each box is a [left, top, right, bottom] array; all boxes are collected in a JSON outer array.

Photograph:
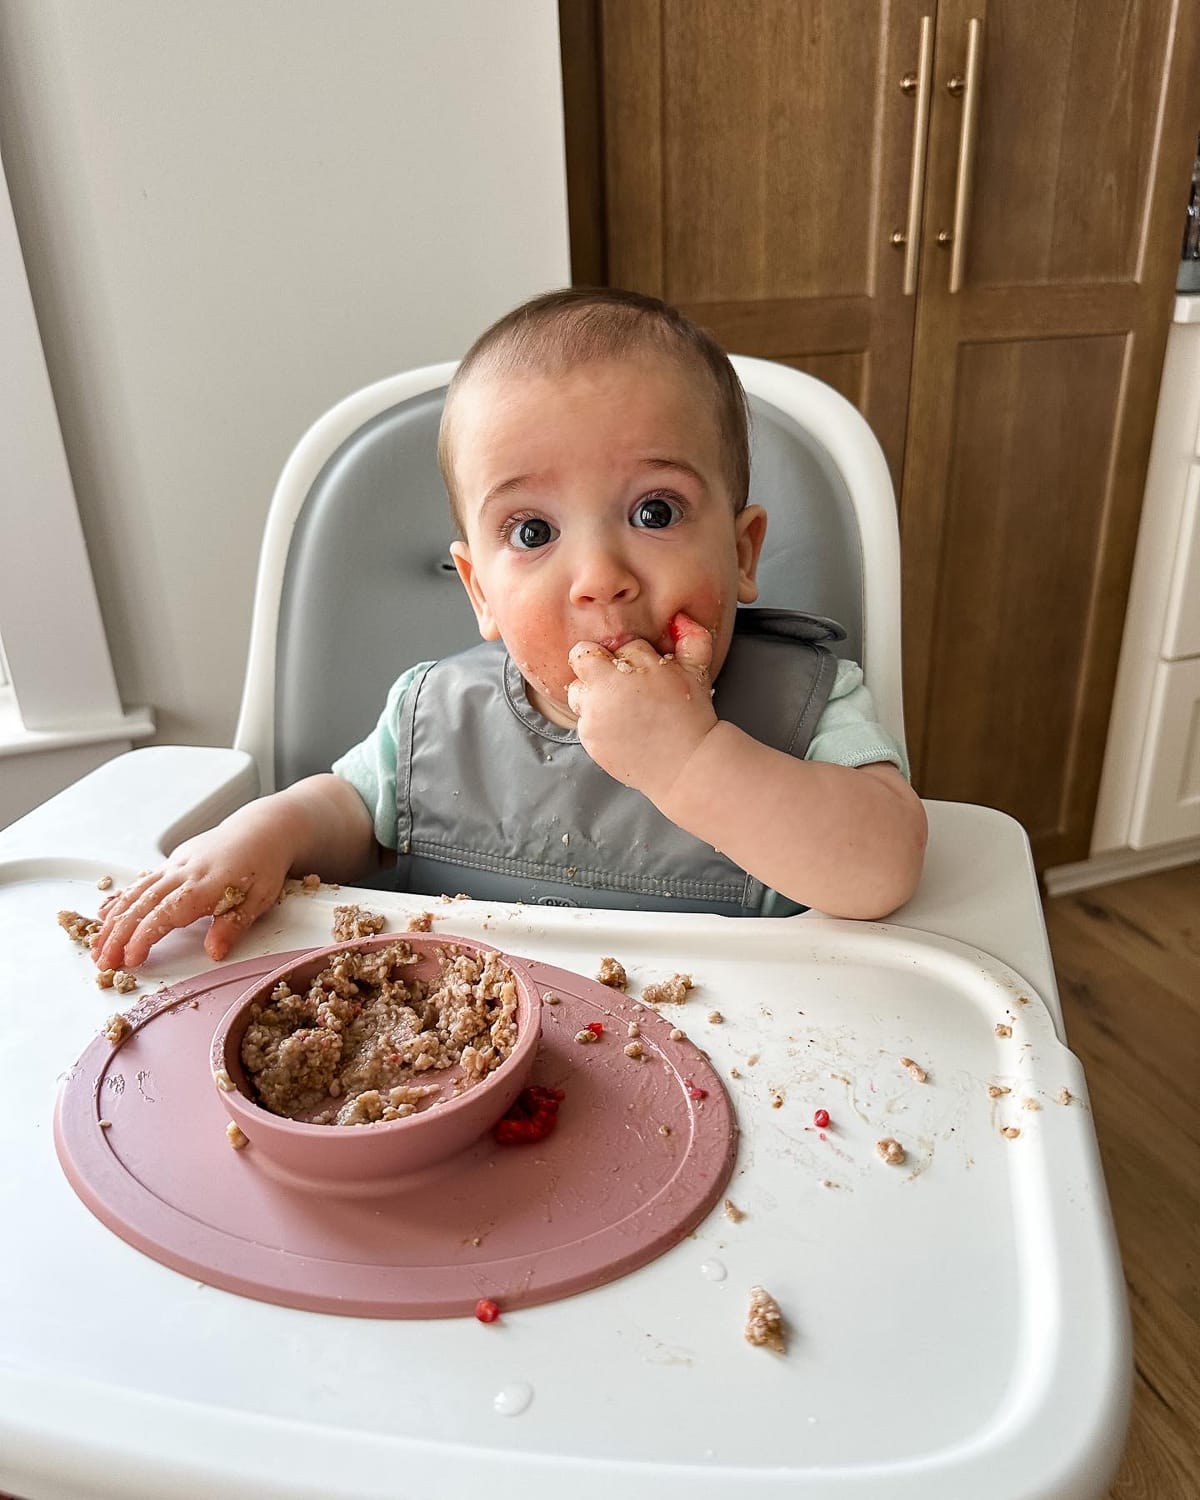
[[567, 612, 718, 806], [91, 816, 294, 971]]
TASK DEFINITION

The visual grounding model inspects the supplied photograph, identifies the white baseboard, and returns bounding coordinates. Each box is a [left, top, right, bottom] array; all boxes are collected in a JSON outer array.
[[1043, 839, 1200, 897]]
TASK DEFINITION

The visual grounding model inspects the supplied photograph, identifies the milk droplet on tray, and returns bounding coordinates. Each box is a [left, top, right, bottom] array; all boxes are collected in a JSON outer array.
[[700, 1258, 727, 1281], [493, 1382, 534, 1416]]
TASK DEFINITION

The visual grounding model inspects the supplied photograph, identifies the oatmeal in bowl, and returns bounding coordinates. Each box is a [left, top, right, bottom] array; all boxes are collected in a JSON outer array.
[[210, 933, 540, 1184]]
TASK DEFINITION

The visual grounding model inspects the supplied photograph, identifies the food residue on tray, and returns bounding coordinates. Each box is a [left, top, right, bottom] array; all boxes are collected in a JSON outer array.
[[596, 956, 628, 990], [58, 910, 102, 946], [226, 1122, 249, 1150], [406, 911, 435, 932], [723, 1198, 746, 1223], [331, 905, 387, 942], [899, 1055, 927, 1082], [876, 1137, 906, 1166], [239, 940, 518, 1126], [744, 1285, 786, 1353], [642, 973, 694, 1006], [103, 1013, 132, 1044], [995, 1023, 1012, 1039]]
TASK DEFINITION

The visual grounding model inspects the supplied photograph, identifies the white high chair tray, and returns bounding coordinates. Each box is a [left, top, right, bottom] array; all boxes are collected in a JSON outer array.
[[0, 855, 1125, 1500]]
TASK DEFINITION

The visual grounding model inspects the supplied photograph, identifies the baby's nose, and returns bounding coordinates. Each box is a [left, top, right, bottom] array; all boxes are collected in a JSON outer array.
[[568, 544, 639, 606]]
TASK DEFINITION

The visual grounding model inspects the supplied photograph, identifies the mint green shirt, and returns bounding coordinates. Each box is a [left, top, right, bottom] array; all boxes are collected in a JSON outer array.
[[334, 657, 908, 854]]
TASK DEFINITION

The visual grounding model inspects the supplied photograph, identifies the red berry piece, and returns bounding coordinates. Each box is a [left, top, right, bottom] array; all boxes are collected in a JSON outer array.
[[474, 1298, 501, 1323], [586, 1021, 605, 1037], [684, 1078, 709, 1101], [813, 1108, 831, 1129], [494, 1084, 566, 1145]]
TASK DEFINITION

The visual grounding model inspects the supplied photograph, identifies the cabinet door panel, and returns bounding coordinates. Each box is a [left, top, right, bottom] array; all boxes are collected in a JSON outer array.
[[966, 0, 1172, 288], [1130, 657, 1200, 847], [902, 0, 1200, 867], [918, 334, 1127, 841], [598, 0, 929, 486]]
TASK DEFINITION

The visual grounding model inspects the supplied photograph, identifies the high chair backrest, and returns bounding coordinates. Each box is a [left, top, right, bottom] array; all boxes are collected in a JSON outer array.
[[234, 355, 905, 794]]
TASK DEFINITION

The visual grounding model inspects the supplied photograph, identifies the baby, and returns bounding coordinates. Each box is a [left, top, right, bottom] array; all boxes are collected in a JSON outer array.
[[93, 289, 926, 971]]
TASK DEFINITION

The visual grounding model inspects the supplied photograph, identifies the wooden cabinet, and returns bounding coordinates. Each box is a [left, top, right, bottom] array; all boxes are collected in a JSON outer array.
[[560, 0, 1200, 868]]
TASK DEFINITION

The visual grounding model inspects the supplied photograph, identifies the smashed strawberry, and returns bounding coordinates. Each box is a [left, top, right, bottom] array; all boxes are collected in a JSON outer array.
[[494, 1084, 566, 1145]]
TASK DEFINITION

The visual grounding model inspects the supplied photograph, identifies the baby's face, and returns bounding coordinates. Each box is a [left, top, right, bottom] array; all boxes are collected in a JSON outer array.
[[448, 352, 766, 726]]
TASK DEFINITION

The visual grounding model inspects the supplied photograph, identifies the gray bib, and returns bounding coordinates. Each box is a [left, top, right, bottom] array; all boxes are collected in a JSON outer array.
[[392, 609, 843, 916]]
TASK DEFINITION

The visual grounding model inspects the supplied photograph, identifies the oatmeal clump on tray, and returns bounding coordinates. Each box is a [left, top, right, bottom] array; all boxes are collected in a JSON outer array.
[[239, 940, 520, 1127], [331, 904, 387, 942]]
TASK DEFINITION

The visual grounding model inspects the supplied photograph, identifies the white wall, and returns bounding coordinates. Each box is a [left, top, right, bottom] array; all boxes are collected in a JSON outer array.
[[0, 0, 570, 759]]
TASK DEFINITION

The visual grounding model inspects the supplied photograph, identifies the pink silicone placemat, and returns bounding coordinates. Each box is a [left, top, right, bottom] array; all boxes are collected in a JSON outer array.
[[54, 943, 737, 1318]]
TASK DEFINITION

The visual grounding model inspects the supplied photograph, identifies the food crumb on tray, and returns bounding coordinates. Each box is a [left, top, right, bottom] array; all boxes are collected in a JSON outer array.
[[744, 1285, 786, 1353], [876, 1137, 906, 1166], [899, 1055, 927, 1082], [112, 970, 137, 994], [987, 1084, 1011, 1098], [103, 1013, 132, 1044], [642, 973, 695, 1006], [96, 969, 115, 990], [58, 909, 102, 946], [724, 1198, 746, 1223], [1056, 1087, 1074, 1106], [1000, 1126, 1021, 1139], [239, 940, 518, 1127], [280, 873, 323, 900], [331, 904, 387, 942], [225, 1122, 249, 1150], [406, 911, 435, 932], [96, 875, 113, 891], [596, 956, 628, 990], [995, 1023, 1013, 1038]]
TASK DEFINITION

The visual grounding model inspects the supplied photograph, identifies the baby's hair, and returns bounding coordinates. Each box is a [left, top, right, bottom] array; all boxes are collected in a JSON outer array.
[[438, 287, 751, 534]]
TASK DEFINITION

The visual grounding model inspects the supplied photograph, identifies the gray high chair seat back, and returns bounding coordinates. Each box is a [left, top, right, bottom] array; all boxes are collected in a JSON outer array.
[[235, 357, 902, 794]]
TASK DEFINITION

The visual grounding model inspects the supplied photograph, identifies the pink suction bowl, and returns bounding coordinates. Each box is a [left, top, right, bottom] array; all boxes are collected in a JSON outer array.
[[210, 932, 541, 1186]]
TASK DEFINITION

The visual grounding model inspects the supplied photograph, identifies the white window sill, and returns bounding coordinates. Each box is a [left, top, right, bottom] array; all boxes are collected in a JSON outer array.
[[0, 686, 153, 759]]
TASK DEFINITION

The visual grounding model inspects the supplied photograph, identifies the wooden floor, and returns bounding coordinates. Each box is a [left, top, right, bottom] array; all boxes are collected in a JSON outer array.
[[1043, 861, 1200, 1498]]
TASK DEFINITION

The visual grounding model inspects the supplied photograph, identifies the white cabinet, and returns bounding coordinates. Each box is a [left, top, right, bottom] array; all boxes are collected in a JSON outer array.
[[1090, 298, 1200, 857]]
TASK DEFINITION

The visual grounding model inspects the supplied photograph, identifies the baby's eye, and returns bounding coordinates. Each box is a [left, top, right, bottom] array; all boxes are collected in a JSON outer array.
[[630, 494, 683, 530], [507, 516, 558, 550]]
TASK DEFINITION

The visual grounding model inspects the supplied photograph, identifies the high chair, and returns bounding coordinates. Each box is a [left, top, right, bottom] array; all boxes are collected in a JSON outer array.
[[0, 359, 1129, 1500]]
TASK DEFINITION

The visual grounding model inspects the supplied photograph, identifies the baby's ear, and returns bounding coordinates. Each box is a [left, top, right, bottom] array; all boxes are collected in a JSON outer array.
[[735, 504, 768, 604], [449, 541, 501, 640]]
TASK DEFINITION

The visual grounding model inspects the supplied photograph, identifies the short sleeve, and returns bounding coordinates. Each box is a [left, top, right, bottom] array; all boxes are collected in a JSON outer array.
[[804, 658, 910, 780], [331, 663, 433, 850]]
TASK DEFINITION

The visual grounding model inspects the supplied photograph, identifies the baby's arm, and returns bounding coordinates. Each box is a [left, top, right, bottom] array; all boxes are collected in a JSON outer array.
[[92, 773, 377, 970], [568, 615, 926, 919]]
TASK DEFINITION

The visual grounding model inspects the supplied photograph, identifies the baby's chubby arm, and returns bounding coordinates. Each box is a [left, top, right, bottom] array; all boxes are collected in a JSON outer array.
[[568, 613, 927, 919], [92, 773, 377, 970]]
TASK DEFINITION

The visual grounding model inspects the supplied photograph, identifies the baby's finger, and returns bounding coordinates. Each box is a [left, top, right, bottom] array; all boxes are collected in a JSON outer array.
[[668, 612, 714, 679], [110, 879, 211, 970], [204, 884, 276, 962], [567, 641, 614, 681], [566, 679, 585, 718], [92, 872, 168, 965], [613, 639, 660, 672]]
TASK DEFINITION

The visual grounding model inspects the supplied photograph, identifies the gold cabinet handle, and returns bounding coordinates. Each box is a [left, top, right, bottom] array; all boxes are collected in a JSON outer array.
[[894, 15, 935, 296], [946, 17, 984, 293]]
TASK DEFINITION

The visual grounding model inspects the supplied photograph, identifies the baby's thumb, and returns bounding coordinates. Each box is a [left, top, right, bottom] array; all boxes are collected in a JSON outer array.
[[669, 612, 714, 679]]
